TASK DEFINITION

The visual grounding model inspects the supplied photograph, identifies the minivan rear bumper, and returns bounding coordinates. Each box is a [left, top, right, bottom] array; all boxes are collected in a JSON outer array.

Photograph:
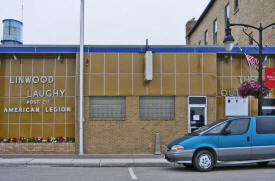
[[164, 149, 194, 164]]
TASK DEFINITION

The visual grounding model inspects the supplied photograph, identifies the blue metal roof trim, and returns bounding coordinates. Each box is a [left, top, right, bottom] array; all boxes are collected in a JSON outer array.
[[196, 47, 226, 53], [0, 46, 79, 53], [0, 46, 275, 54], [35, 47, 79, 53], [0, 47, 35, 53], [150, 47, 195, 53]]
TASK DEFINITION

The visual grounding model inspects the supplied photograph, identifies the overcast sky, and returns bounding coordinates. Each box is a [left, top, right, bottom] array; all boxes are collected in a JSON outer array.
[[0, 0, 210, 45]]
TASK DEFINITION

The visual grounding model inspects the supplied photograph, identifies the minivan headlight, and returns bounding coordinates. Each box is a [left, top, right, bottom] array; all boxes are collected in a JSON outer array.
[[171, 145, 184, 151]]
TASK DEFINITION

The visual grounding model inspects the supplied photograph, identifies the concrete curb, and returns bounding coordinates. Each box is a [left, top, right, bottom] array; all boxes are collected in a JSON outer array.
[[0, 158, 173, 167]]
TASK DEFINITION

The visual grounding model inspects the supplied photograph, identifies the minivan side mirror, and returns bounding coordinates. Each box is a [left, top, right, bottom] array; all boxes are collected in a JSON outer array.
[[223, 130, 231, 135]]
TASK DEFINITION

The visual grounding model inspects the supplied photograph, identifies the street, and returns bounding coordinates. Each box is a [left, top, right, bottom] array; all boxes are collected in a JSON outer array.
[[0, 163, 275, 181]]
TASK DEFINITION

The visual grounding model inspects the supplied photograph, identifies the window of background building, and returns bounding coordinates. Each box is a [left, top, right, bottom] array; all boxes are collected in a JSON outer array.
[[249, 32, 253, 45], [234, 0, 239, 12], [225, 3, 230, 23], [213, 19, 218, 44], [204, 30, 208, 45], [139, 96, 175, 119], [262, 98, 275, 115], [89, 96, 126, 118], [198, 40, 201, 45]]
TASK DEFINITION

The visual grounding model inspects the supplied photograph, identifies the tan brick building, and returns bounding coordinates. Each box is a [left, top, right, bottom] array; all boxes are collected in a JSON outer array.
[[186, 0, 275, 45], [0, 45, 275, 154]]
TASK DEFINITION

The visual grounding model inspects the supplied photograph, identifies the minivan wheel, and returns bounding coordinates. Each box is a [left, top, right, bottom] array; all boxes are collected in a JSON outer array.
[[193, 150, 214, 172]]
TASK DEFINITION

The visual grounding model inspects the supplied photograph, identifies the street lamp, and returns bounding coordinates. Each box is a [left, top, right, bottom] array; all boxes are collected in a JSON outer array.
[[223, 19, 275, 115]]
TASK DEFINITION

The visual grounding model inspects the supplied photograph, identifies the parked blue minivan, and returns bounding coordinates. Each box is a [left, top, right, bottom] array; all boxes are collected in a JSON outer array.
[[164, 116, 275, 171]]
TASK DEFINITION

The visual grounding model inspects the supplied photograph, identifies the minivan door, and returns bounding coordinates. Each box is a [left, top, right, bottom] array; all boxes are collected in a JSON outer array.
[[218, 118, 252, 161]]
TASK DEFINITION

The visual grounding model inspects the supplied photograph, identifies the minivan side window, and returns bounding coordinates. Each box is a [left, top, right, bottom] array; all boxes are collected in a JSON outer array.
[[206, 122, 228, 135], [256, 117, 275, 134], [224, 118, 250, 135]]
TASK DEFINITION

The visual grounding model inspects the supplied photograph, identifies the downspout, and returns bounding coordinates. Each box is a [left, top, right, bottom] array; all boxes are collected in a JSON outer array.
[[79, 0, 84, 155]]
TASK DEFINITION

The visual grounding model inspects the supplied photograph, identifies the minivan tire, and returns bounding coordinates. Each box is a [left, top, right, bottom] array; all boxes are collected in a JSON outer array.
[[193, 150, 215, 171]]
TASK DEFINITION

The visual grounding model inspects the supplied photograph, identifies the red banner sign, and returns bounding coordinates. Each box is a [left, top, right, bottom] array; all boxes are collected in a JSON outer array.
[[265, 68, 275, 88]]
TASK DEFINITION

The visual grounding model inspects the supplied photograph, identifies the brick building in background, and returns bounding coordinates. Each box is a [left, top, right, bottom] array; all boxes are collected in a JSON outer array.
[[186, 0, 275, 45]]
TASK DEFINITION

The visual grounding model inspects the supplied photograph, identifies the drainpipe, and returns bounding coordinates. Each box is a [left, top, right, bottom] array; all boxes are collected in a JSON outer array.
[[79, 0, 84, 155]]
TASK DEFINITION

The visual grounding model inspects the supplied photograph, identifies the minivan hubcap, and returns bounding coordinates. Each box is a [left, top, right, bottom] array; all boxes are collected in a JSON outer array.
[[199, 154, 212, 169]]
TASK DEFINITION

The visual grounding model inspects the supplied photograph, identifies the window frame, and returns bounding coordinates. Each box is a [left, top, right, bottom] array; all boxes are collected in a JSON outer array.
[[139, 96, 175, 119], [205, 121, 229, 135], [225, 3, 230, 24], [234, 0, 239, 12], [224, 118, 251, 135], [204, 30, 208, 45], [256, 117, 275, 134], [262, 98, 275, 116], [213, 19, 218, 45], [89, 96, 126, 119]]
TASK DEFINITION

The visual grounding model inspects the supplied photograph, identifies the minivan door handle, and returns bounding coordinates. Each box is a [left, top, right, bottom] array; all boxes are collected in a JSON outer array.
[[247, 136, 250, 142]]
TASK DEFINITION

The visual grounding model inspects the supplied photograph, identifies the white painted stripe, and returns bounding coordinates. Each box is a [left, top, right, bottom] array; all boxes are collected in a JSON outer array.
[[131, 53, 134, 96], [188, 53, 190, 95], [19, 57, 22, 136], [89, 53, 92, 94], [201, 53, 204, 95], [0, 96, 75, 98], [8, 59, 11, 136], [0, 73, 218, 77], [160, 54, 162, 95], [0, 75, 76, 78], [104, 53, 106, 96], [65, 56, 68, 137], [53, 56, 56, 137], [0, 123, 74, 125], [42, 56, 45, 137], [128, 167, 138, 180], [31, 56, 33, 137], [118, 53, 120, 95], [231, 55, 232, 89], [174, 53, 176, 95]]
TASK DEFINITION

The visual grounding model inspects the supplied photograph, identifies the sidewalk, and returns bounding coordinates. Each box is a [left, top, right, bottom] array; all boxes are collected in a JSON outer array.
[[0, 154, 173, 167]]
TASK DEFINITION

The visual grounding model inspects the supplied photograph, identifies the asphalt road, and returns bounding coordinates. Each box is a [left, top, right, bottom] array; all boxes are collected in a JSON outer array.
[[0, 163, 275, 181]]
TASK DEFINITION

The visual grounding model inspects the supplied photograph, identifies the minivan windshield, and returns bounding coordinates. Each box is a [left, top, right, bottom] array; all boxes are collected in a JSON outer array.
[[193, 119, 227, 134]]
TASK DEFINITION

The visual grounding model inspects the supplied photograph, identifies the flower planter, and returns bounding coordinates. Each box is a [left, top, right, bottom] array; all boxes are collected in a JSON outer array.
[[0, 143, 76, 154]]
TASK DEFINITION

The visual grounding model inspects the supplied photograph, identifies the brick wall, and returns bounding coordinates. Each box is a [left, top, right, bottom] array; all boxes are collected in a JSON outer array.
[[0, 143, 75, 154], [186, 19, 197, 44], [81, 96, 216, 154], [187, 0, 275, 45]]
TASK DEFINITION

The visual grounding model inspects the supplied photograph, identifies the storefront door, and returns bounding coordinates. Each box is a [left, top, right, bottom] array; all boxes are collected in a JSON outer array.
[[188, 97, 207, 133]]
